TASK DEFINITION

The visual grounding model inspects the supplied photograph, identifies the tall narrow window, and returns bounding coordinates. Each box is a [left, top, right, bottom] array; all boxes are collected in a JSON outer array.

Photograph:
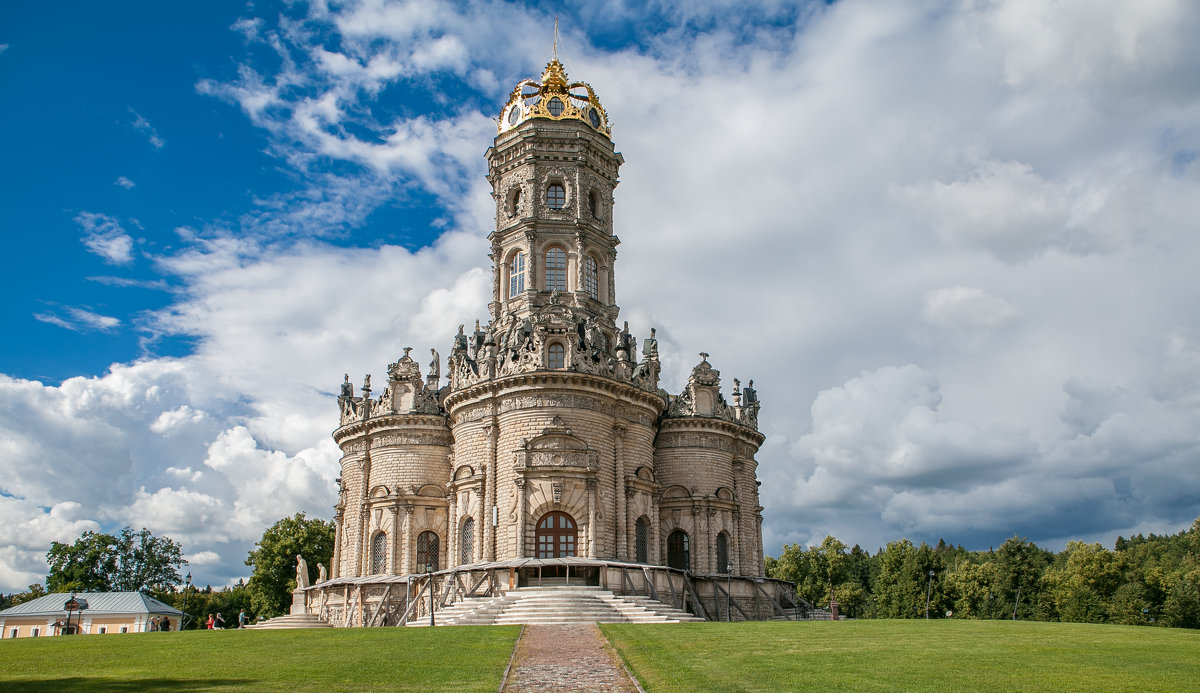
[[460, 518, 475, 565], [547, 184, 565, 210], [545, 247, 567, 291], [667, 530, 690, 571], [635, 517, 649, 563], [717, 532, 730, 573], [509, 251, 525, 297], [370, 531, 387, 574], [416, 531, 440, 571], [583, 256, 598, 299], [548, 342, 565, 369]]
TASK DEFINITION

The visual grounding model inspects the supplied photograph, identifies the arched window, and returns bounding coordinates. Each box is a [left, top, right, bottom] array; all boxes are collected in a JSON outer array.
[[507, 188, 521, 217], [535, 512, 577, 558], [635, 517, 649, 564], [667, 530, 690, 571], [370, 531, 387, 575], [547, 184, 565, 210], [548, 342, 565, 369], [583, 256, 598, 300], [545, 247, 567, 292], [416, 530, 440, 571], [716, 532, 730, 574], [588, 190, 600, 219], [508, 251, 525, 298], [460, 518, 475, 565]]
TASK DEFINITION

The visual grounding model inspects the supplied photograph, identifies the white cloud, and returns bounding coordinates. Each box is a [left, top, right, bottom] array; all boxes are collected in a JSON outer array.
[[130, 109, 165, 149], [33, 306, 121, 332], [76, 212, 135, 265], [115, 176, 136, 189], [4, 0, 1200, 590]]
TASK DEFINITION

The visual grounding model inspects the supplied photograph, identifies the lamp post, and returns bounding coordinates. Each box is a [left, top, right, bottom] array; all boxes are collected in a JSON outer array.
[[426, 563, 435, 627], [181, 568, 190, 628], [925, 569, 935, 620], [726, 563, 733, 622]]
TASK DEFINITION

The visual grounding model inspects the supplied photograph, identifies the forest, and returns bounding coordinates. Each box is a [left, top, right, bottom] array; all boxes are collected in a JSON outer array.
[[766, 516, 1200, 628]]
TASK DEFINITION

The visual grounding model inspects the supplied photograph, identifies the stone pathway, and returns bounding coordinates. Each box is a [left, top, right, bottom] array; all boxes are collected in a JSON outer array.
[[501, 624, 642, 693]]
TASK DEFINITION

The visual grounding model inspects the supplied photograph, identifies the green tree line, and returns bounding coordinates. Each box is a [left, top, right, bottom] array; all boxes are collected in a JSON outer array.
[[767, 516, 1200, 628]]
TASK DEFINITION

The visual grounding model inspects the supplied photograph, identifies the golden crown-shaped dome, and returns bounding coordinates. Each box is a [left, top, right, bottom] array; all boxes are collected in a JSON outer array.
[[498, 59, 611, 138]]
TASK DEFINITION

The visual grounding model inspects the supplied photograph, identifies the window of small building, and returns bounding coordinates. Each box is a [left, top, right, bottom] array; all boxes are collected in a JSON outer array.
[[717, 532, 730, 573], [667, 530, 690, 571], [547, 184, 565, 210], [31, 627, 40, 637], [583, 255, 598, 299], [636, 516, 650, 563], [545, 247, 567, 291], [120, 626, 128, 633], [416, 530, 440, 571], [461, 517, 475, 564], [370, 531, 388, 575], [9, 628, 16, 639], [98, 626, 107, 634], [509, 251, 525, 297]]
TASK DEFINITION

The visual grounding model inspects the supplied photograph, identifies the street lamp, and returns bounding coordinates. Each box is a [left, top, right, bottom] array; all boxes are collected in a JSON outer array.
[[182, 572, 192, 631], [725, 563, 733, 622], [925, 569, 935, 620], [426, 563, 435, 627]]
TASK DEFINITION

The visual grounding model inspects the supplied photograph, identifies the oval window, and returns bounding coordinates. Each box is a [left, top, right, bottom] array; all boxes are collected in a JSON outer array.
[[508, 106, 520, 125], [588, 108, 600, 128], [548, 97, 564, 117]]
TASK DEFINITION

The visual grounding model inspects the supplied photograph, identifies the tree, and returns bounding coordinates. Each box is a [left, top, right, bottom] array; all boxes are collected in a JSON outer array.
[[245, 513, 335, 619], [45, 527, 186, 593]]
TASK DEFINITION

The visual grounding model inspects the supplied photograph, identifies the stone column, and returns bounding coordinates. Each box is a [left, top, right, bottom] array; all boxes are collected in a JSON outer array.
[[515, 478, 527, 558], [706, 507, 717, 575], [733, 510, 742, 576], [607, 249, 617, 306], [613, 425, 627, 560], [586, 479, 597, 558], [389, 504, 399, 574], [692, 506, 705, 573], [447, 491, 458, 568], [650, 496, 662, 565], [484, 423, 497, 561], [401, 504, 414, 575], [332, 509, 344, 579]]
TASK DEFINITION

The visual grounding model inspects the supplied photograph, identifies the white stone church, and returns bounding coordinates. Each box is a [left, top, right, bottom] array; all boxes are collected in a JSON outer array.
[[300, 57, 804, 625]]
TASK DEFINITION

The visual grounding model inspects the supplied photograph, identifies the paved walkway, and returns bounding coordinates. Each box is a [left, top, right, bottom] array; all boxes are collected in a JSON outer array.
[[501, 624, 641, 693]]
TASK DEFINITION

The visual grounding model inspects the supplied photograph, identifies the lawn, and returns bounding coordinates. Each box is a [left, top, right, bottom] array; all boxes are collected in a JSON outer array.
[[600, 620, 1200, 693], [0, 626, 522, 693]]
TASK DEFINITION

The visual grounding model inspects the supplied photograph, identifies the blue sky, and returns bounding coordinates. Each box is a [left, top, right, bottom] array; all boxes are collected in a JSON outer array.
[[2, 0, 1200, 591]]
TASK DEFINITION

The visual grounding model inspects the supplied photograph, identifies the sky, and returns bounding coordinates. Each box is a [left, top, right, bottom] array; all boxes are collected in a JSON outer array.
[[2, 0, 1199, 592]]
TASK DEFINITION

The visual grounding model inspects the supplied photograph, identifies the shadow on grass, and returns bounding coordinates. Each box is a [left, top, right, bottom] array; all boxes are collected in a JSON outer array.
[[2, 678, 253, 692]]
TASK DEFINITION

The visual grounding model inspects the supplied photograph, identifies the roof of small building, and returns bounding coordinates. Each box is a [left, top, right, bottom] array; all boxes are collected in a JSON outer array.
[[0, 592, 183, 617]]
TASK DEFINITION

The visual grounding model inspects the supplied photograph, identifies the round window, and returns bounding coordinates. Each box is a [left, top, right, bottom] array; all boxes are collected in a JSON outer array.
[[548, 97, 564, 117], [508, 106, 520, 125], [588, 108, 600, 128]]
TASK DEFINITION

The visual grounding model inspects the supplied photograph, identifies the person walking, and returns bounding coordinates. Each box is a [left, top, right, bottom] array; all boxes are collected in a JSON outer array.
[[238, 609, 248, 629], [215, 612, 226, 629]]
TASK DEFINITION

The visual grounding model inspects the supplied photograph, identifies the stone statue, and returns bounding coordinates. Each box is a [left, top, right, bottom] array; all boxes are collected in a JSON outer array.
[[743, 379, 758, 403], [317, 563, 327, 584], [295, 554, 310, 589], [454, 324, 468, 351], [362, 374, 371, 393], [643, 328, 659, 359], [340, 373, 353, 398], [429, 349, 441, 380]]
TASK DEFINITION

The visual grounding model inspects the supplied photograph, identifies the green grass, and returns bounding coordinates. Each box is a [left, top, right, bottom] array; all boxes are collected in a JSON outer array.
[[600, 620, 1200, 693], [0, 626, 522, 692]]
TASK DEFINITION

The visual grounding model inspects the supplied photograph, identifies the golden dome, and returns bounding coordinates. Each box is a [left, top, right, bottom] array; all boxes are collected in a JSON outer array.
[[498, 59, 611, 138]]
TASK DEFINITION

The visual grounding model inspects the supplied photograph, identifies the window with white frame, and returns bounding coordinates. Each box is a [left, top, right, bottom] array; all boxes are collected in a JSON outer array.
[[545, 247, 567, 292], [583, 255, 598, 299], [509, 251, 525, 297]]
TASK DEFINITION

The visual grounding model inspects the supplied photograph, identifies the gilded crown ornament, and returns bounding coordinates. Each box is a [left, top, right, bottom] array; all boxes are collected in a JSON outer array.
[[498, 58, 611, 137]]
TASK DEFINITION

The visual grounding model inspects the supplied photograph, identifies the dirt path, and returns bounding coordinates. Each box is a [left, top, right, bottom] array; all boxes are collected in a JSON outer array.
[[501, 624, 641, 693]]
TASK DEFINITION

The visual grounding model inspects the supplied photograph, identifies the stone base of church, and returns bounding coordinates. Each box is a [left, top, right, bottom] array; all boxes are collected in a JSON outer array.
[[305, 558, 810, 626]]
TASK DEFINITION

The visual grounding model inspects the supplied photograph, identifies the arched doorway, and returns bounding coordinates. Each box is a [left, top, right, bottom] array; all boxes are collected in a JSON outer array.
[[667, 530, 690, 571], [535, 511, 577, 558]]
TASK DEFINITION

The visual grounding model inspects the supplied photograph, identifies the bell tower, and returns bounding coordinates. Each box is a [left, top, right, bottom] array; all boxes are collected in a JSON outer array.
[[486, 58, 622, 324]]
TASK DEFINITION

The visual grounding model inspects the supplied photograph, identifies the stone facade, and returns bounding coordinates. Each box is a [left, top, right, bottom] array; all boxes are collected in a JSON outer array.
[[330, 58, 765, 584]]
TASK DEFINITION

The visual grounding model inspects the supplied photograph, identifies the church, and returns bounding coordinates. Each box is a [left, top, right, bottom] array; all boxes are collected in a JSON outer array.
[[307, 56, 801, 624]]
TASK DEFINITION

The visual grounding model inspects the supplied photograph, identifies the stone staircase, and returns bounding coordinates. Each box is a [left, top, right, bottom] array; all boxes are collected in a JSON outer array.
[[245, 613, 332, 629], [407, 586, 704, 626]]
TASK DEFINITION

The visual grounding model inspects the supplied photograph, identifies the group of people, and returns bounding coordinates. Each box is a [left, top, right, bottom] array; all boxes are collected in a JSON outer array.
[[147, 616, 172, 631], [204, 609, 249, 629]]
